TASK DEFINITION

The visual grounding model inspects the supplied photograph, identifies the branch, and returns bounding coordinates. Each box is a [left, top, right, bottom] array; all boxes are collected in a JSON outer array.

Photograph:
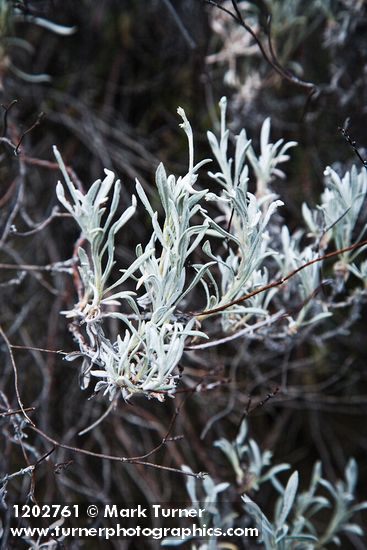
[[29, 424, 207, 479], [10, 344, 69, 355], [1, 99, 18, 137], [193, 238, 367, 317], [0, 406, 36, 418], [204, 0, 316, 92], [186, 313, 284, 349], [15, 112, 45, 155], [13, 208, 71, 237], [338, 125, 367, 169], [0, 325, 34, 425]]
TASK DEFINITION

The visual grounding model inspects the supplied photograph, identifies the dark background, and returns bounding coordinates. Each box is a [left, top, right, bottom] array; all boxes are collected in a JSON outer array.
[[1, 1, 367, 548]]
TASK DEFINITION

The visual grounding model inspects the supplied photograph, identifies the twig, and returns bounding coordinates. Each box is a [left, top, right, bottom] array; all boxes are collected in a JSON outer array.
[[0, 136, 18, 152], [0, 164, 25, 247], [186, 313, 284, 349], [189, 283, 328, 350], [1, 465, 34, 484], [338, 125, 367, 169], [121, 381, 207, 458], [247, 387, 280, 415], [127, 392, 192, 461], [238, 387, 280, 427], [0, 406, 36, 418], [0, 263, 50, 271], [78, 398, 117, 436], [30, 446, 56, 501], [15, 112, 45, 155], [204, 0, 316, 93], [1, 99, 18, 137], [10, 344, 69, 355], [0, 447, 55, 493], [13, 208, 71, 237], [0, 260, 73, 272], [28, 424, 206, 479], [0, 325, 34, 426]]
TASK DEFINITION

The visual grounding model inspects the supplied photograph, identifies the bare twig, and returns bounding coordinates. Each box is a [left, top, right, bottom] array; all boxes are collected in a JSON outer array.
[[1, 99, 18, 137], [10, 344, 69, 355], [186, 313, 284, 350], [28, 424, 207, 479], [15, 112, 45, 155], [0, 165, 25, 247], [204, 0, 316, 93], [13, 208, 71, 237], [0, 406, 36, 418], [127, 406, 182, 461], [0, 325, 34, 426], [0, 447, 55, 496], [0, 260, 73, 272], [237, 387, 280, 428], [338, 125, 367, 169], [30, 446, 56, 501], [78, 398, 117, 436]]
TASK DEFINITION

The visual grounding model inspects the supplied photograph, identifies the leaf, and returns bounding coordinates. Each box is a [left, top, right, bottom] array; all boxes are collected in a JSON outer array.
[[104, 248, 154, 293], [234, 130, 251, 185], [179, 262, 216, 301], [342, 524, 364, 536], [345, 458, 358, 494], [236, 419, 248, 447], [135, 179, 154, 218], [155, 163, 169, 214], [161, 537, 191, 546], [55, 181, 73, 214], [277, 471, 299, 527], [242, 494, 274, 536], [260, 117, 271, 154], [260, 464, 290, 484], [53, 146, 80, 204], [23, 14, 76, 35]]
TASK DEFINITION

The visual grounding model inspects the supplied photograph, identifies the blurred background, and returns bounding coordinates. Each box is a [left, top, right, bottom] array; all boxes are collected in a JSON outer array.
[[1, 1, 367, 548]]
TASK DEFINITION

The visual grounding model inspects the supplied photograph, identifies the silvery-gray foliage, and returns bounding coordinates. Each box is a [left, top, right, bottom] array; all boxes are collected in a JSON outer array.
[[55, 98, 367, 401], [243, 458, 367, 549], [162, 464, 232, 549], [214, 419, 289, 491], [165, 420, 367, 549]]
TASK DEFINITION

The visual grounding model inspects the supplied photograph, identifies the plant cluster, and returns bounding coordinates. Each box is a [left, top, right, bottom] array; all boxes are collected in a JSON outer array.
[[1, 2, 367, 549], [164, 420, 367, 549], [55, 97, 367, 402]]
